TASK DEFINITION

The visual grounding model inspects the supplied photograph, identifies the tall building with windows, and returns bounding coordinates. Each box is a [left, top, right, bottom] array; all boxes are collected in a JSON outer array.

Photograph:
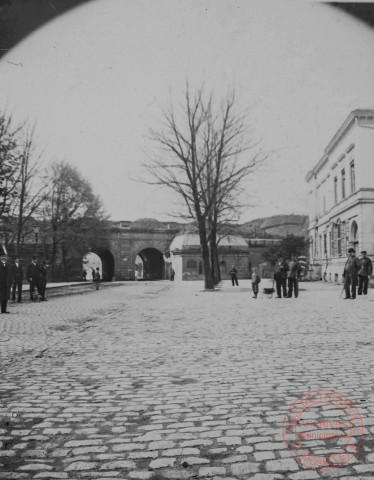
[[306, 109, 374, 284]]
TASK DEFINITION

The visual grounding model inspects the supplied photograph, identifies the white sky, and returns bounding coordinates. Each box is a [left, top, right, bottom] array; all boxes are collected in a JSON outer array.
[[0, 0, 373, 222]]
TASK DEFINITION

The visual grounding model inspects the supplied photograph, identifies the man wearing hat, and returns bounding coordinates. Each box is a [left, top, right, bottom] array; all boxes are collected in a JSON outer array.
[[343, 248, 360, 299], [358, 250, 373, 295], [11, 256, 24, 303], [26, 255, 41, 300], [273, 255, 289, 298], [0, 245, 12, 313]]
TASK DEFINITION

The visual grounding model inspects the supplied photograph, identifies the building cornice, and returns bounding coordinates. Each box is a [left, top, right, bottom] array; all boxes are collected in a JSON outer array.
[[306, 109, 374, 181], [325, 109, 374, 155], [307, 188, 374, 231]]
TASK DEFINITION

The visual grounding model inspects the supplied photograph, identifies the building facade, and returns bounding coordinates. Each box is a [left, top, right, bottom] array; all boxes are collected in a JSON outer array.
[[306, 109, 374, 284]]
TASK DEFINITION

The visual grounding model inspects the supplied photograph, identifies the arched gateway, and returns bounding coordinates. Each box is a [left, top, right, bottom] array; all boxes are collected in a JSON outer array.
[[107, 219, 179, 281], [135, 248, 165, 280], [103, 218, 251, 281]]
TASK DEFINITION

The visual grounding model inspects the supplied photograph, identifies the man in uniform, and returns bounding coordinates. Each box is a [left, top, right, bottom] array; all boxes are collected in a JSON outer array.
[[287, 255, 301, 298], [26, 255, 41, 300], [273, 255, 288, 298], [0, 246, 12, 314], [11, 256, 24, 303], [358, 250, 373, 296], [343, 247, 360, 299]]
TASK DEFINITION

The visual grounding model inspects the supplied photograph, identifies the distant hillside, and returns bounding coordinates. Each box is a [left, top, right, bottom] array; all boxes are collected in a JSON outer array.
[[113, 214, 309, 238], [235, 214, 309, 238]]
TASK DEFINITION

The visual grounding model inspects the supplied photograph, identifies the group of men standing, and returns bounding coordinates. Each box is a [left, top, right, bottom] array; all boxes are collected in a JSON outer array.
[[229, 258, 302, 298], [343, 248, 372, 299], [0, 246, 49, 314], [273, 255, 302, 298]]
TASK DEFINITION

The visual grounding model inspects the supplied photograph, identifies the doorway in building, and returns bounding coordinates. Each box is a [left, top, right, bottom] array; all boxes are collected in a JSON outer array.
[[98, 249, 115, 281], [136, 248, 165, 280], [350, 221, 359, 252]]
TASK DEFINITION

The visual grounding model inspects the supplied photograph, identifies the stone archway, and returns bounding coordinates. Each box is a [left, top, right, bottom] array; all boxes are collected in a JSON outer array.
[[98, 249, 115, 281], [136, 248, 165, 280], [82, 252, 102, 281]]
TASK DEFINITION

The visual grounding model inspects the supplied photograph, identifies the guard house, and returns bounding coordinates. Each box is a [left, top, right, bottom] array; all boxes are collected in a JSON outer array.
[[306, 109, 374, 285], [168, 233, 250, 281]]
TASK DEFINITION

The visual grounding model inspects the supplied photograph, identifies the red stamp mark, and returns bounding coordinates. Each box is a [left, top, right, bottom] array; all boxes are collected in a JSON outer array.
[[283, 389, 363, 470]]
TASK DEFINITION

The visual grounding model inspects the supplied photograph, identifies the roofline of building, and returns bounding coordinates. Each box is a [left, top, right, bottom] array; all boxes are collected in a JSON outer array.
[[306, 109, 374, 182]]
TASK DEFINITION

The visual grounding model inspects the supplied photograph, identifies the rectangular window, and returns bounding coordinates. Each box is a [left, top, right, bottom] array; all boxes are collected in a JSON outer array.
[[350, 161, 355, 193], [341, 169, 346, 199], [329, 231, 333, 256], [323, 233, 327, 255], [332, 225, 337, 256], [334, 177, 338, 204], [337, 223, 342, 255]]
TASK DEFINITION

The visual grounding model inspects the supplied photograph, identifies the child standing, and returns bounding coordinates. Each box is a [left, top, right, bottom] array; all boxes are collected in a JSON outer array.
[[251, 267, 261, 299]]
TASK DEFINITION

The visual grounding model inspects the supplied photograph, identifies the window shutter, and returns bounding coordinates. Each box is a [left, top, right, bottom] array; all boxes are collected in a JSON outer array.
[[345, 222, 350, 253], [332, 224, 337, 256]]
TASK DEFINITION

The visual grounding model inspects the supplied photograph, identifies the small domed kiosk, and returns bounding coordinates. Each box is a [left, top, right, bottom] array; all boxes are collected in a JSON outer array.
[[168, 233, 249, 281]]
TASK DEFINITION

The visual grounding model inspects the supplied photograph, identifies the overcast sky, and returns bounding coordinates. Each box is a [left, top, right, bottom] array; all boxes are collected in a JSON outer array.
[[0, 0, 373, 223]]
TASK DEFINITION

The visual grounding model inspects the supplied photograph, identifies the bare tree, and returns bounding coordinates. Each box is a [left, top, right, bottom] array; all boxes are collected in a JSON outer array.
[[0, 112, 22, 222], [6, 127, 49, 255], [147, 84, 265, 289]]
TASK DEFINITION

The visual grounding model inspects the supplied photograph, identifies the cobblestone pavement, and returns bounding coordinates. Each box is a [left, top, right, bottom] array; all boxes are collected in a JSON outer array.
[[0, 280, 374, 480]]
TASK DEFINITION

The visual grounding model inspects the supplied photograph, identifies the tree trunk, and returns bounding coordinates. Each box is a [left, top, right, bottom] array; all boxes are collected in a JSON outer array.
[[213, 242, 221, 284], [209, 236, 221, 285], [197, 218, 214, 290]]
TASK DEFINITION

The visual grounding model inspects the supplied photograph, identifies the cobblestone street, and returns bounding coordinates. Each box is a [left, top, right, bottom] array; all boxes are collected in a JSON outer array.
[[0, 280, 374, 480]]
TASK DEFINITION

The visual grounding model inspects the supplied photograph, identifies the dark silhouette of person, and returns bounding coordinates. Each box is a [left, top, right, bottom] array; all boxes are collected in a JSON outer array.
[[343, 248, 360, 299], [0, 247, 12, 313], [26, 255, 42, 300], [273, 255, 289, 298], [11, 256, 24, 302], [358, 250, 373, 295], [229, 265, 239, 286], [93, 267, 101, 290], [38, 261, 49, 301], [287, 255, 301, 298]]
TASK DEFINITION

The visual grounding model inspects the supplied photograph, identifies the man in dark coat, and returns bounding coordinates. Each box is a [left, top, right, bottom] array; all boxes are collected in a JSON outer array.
[[343, 248, 360, 299], [229, 265, 239, 286], [274, 255, 289, 298], [11, 256, 24, 303], [287, 255, 301, 298], [38, 261, 49, 301], [358, 250, 373, 296], [26, 255, 41, 300], [0, 246, 12, 313]]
